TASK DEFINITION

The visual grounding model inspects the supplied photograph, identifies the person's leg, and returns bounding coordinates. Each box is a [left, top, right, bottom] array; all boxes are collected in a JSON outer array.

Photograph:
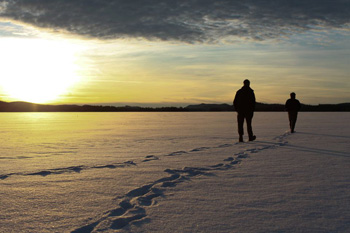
[[288, 111, 297, 133], [291, 112, 298, 133], [288, 112, 292, 131], [237, 113, 244, 142], [246, 112, 256, 141]]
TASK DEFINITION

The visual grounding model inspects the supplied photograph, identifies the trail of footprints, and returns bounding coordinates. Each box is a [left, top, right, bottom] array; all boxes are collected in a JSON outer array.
[[72, 167, 225, 232], [0, 141, 246, 180], [1, 133, 291, 231], [72, 132, 291, 232], [0, 133, 290, 231]]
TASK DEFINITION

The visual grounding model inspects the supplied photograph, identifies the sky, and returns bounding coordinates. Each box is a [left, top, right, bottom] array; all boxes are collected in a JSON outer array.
[[0, 0, 349, 106]]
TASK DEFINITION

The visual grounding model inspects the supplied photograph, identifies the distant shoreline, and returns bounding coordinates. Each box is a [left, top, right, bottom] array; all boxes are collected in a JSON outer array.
[[0, 101, 349, 112]]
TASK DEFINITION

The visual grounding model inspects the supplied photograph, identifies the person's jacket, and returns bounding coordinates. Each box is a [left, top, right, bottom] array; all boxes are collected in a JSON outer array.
[[233, 86, 256, 113], [285, 99, 301, 112]]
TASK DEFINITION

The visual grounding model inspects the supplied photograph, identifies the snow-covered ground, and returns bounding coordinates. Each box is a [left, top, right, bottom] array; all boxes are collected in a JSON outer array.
[[0, 112, 349, 232]]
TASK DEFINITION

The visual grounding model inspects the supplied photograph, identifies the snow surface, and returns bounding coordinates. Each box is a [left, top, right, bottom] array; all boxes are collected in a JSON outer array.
[[0, 112, 349, 232]]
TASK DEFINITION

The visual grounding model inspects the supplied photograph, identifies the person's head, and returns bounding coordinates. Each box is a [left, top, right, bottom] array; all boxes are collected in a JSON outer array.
[[290, 92, 296, 99], [243, 79, 250, 87]]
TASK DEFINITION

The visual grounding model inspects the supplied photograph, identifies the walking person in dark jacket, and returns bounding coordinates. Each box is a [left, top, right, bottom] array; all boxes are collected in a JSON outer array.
[[285, 92, 301, 133], [233, 79, 256, 142]]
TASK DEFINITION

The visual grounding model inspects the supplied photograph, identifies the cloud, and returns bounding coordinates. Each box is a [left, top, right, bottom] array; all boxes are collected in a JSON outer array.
[[0, 0, 349, 42]]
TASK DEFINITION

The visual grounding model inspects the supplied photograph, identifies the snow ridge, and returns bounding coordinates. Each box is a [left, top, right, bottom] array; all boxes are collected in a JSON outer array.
[[0, 161, 137, 180]]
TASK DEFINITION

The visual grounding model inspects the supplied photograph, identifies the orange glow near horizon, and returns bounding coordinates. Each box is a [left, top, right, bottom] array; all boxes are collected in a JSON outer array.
[[0, 38, 83, 103]]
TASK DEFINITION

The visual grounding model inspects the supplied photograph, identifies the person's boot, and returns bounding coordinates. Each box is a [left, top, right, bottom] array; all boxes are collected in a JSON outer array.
[[239, 135, 243, 142], [249, 135, 256, 141]]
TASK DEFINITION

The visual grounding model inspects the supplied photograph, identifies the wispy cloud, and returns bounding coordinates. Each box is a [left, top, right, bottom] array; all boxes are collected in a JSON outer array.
[[0, 0, 349, 42]]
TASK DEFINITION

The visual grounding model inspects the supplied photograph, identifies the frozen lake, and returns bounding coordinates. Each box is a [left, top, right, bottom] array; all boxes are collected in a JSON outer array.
[[0, 112, 294, 174], [0, 112, 349, 232], [2, 112, 348, 173]]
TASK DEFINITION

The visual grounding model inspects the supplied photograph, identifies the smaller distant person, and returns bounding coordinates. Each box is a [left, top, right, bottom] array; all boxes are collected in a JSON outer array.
[[233, 79, 256, 142], [285, 92, 301, 133]]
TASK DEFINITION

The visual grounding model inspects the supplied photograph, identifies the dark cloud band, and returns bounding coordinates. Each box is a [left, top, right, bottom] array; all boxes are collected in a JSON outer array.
[[0, 0, 349, 42]]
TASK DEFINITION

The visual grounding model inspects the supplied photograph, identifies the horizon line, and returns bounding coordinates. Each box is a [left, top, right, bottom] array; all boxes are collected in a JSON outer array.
[[2, 100, 350, 108]]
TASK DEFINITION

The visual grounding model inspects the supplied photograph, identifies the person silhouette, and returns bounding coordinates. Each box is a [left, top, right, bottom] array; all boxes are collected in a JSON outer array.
[[233, 79, 256, 142], [285, 92, 301, 133]]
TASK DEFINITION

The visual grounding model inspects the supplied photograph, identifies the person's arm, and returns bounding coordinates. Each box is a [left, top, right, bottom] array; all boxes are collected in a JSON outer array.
[[285, 100, 290, 111], [233, 91, 240, 112], [252, 91, 256, 110]]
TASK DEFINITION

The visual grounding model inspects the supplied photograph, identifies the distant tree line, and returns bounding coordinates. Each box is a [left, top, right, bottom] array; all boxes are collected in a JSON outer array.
[[0, 101, 349, 112]]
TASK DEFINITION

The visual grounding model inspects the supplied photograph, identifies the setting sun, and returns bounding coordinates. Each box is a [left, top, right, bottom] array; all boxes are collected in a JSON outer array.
[[0, 38, 82, 103]]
